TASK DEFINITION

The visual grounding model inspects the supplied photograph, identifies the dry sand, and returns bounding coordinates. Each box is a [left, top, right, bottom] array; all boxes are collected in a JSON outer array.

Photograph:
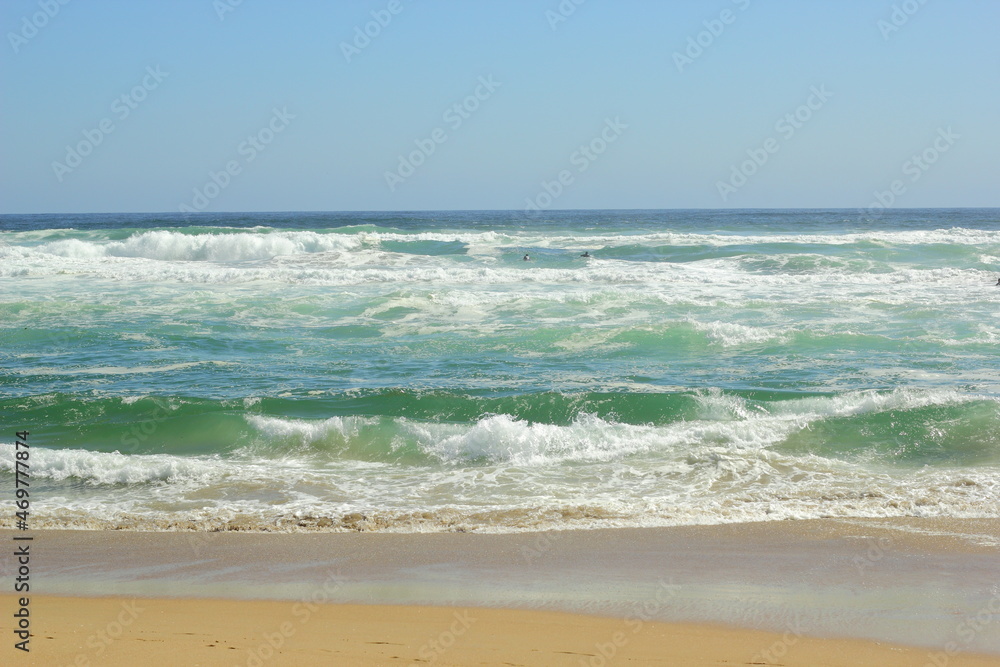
[[4, 595, 1000, 667]]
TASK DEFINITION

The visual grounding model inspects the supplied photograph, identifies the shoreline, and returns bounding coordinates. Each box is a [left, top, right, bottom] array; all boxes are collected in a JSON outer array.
[[3, 517, 1000, 661]]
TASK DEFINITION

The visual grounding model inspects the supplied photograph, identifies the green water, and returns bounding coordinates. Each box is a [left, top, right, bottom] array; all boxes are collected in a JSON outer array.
[[1, 209, 998, 531]]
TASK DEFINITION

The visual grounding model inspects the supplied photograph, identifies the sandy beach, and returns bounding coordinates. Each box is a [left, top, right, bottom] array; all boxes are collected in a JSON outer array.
[[5, 595, 1000, 667], [3, 519, 1000, 665], [4, 0, 999, 662]]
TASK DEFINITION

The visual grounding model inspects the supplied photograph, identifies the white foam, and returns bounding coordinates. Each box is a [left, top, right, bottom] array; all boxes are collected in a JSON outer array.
[[14, 361, 230, 376], [245, 414, 371, 445], [687, 320, 790, 348], [5, 226, 998, 280], [0, 444, 220, 485], [37, 230, 366, 262], [6, 401, 999, 532], [764, 387, 986, 419]]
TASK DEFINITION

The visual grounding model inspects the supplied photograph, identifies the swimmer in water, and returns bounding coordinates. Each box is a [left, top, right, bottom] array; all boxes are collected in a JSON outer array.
[[581, 251, 591, 258], [523, 254, 530, 261]]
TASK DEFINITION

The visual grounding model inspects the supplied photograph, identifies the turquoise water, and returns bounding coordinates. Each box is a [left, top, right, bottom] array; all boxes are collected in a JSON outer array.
[[1, 209, 999, 531]]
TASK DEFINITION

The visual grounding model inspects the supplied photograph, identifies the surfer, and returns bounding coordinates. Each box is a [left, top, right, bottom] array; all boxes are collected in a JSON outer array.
[[523, 254, 530, 261], [996, 277, 1000, 286], [581, 251, 591, 258]]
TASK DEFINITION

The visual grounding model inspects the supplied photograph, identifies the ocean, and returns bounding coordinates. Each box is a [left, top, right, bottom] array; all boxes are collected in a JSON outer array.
[[1, 209, 998, 532]]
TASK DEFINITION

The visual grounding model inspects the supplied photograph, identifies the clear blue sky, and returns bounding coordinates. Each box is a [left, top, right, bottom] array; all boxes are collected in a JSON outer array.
[[1, 0, 997, 213]]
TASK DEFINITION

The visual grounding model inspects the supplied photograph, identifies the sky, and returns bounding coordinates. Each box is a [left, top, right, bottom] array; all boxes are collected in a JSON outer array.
[[1, 0, 998, 214]]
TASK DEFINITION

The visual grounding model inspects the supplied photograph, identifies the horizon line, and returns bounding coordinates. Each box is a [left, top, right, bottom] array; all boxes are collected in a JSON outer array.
[[4, 206, 1000, 217]]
